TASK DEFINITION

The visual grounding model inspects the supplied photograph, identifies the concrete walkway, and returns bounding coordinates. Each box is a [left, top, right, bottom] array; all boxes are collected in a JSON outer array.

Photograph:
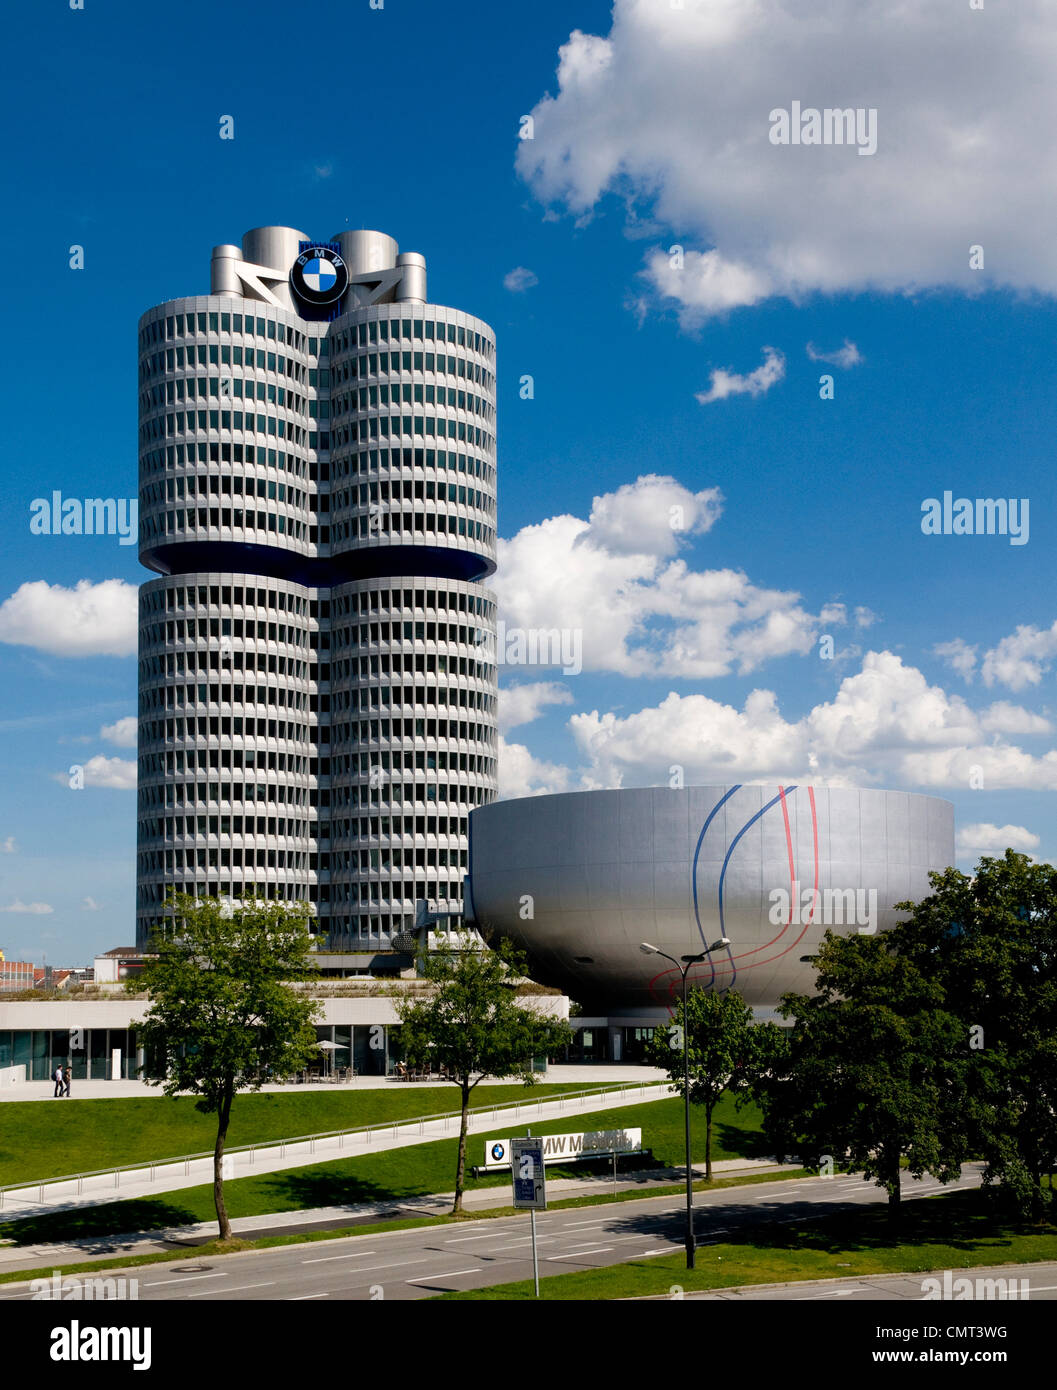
[[0, 1079, 676, 1220], [0, 1157, 797, 1276], [0, 1064, 667, 1101]]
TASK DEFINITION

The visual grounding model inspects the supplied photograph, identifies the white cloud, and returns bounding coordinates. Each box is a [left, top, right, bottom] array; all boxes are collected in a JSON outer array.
[[934, 638, 977, 682], [495, 474, 839, 678], [100, 716, 137, 748], [562, 650, 1057, 792], [498, 736, 573, 799], [853, 607, 878, 629], [956, 823, 1041, 855], [503, 266, 539, 292], [68, 756, 137, 791], [0, 900, 53, 915], [806, 340, 862, 369], [517, 2, 1057, 321], [978, 702, 1050, 736], [694, 346, 785, 404], [0, 579, 137, 658], [499, 682, 574, 733], [0, 837, 15, 854], [81, 896, 101, 911], [981, 622, 1057, 691]]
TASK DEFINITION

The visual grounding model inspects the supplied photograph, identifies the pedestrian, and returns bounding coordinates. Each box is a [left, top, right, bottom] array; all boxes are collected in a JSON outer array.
[[63, 1065, 72, 1098], [52, 1064, 64, 1098]]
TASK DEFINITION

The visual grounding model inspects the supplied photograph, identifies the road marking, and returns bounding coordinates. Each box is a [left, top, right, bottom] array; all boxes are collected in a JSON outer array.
[[444, 1230, 522, 1244], [302, 1251, 378, 1264], [548, 1247, 615, 1261], [187, 1281, 275, 1297], [325, 1256, 430, 1276], [289, 1292, 331, 1300], [405, 1267, 481, 1284], [143, 1272, 229, 1288], [810, 1289, 859, 1297]]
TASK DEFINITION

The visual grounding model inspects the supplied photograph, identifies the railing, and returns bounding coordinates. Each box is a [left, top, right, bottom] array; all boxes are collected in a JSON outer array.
[[0, 1080, 674, 1211]]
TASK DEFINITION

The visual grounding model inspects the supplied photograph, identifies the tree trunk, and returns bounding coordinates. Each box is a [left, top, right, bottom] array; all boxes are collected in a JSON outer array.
[[214, 1087, 234, 1240], [887, 1146, 901, 1231], [705, 1102, 713, 1181], [452, 1080, 470, 1215]]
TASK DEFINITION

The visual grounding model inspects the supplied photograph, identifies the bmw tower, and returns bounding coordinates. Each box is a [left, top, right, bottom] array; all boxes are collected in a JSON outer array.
[[135, 226, 499, 950]]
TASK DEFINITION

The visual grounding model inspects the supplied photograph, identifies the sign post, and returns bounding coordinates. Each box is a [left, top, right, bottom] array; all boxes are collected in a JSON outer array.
[[511, 1130, 546, 1298]]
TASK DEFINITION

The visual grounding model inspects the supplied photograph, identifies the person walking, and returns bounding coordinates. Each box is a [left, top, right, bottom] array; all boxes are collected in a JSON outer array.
[[52, 1064, 64, 1098], [63, 1065, 72, 1098]]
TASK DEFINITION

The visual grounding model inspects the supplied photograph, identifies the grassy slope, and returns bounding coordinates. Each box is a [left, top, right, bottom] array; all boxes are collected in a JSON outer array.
[[0, 1092, 759, 1245], [0, 1082, 615, 1186], [434, 1189, 1057, 1300]]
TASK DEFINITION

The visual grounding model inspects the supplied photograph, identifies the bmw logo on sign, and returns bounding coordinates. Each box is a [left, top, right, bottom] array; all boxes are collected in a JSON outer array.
[[490, 1142, 507, 1162], [290, 246, 349, 307]]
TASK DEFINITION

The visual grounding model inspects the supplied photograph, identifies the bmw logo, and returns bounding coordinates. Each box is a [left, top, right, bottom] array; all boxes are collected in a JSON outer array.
[[290, 246, 349, 307], [490, 1143, 506, 1161]]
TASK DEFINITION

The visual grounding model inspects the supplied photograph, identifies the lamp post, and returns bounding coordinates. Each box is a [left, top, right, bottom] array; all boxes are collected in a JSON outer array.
[[641, 937, 730, 1270]]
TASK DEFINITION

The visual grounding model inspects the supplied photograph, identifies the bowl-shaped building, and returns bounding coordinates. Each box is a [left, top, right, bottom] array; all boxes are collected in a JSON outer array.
[[465, 785, 954, 1015]]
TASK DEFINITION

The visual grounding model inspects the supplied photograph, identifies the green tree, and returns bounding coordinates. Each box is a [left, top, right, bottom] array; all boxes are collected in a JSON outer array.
[[132, 892, 322, 1239], [889, 851, 1057, 1218], [758, 930, 971, 1227], [394, 940, 572, 1213], [646, 988, 781, 1179]]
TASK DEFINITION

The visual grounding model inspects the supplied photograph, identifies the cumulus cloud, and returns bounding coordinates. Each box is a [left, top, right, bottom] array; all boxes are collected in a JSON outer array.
[[100, 716, 137, 748], [694, 346, 785, 404], [498, 736, 573, 799], [956, 823, 1041, 855], [516, 2, 1057, 322], [980, 622, 1057, 691], [562, 651, 1057, 792], [499, 682, 574, 733], [64, 756, 137, 791], [81, 896, 101, 911], [0, 579, 137, 657], [495, 474, 841, 678], [806, 340, 862, 369], [934, 638, 977, 682], [0, 837, 15, 854], [503, 266, 539, 292], [0, 900, 53, 915]]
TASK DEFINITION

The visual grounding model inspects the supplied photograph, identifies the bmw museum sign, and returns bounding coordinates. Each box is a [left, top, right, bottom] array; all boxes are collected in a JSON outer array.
[[484, 1129, 642, 1169], [290, 244, 349, 307]]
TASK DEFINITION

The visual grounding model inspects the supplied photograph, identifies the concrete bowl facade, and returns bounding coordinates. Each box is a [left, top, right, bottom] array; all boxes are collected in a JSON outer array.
[[466, 785, 955, 1015]]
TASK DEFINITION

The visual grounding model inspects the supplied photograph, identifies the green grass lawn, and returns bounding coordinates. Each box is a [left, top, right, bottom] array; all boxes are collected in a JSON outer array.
[[434, 1189, 1057, 1300], [0, 1082, 620, 1187], [0, 1091, 756, 1246]]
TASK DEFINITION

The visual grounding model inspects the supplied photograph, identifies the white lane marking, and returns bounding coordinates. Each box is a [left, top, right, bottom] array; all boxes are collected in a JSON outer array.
[[444, 1229, 522, 1243], [405, 1267, 482, 1284], [302, 1250, 377, 1264], [143, 1272, 230, 1288], [187, 1281, 275, 1297], [641, 1247, 678, 1255], [288, 1292, 331, 1301], [548, 1247, 615, 1261], [323, 1256, 430, 1276]]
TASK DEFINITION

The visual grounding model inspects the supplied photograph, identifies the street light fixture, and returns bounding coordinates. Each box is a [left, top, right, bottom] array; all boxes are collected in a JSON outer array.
[[641, 939, 725, 1269]]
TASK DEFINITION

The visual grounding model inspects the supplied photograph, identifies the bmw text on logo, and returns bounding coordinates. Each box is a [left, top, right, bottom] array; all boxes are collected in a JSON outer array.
[[769, 102, 877, 156], [290, 246, 349, 306]]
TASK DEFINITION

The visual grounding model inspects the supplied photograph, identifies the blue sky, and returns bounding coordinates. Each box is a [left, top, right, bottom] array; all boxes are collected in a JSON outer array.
[[2, 0, 1056, 963]]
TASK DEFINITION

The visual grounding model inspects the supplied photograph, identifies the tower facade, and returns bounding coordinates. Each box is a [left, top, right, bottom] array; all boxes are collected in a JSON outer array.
[[136, 226, 498, 949]]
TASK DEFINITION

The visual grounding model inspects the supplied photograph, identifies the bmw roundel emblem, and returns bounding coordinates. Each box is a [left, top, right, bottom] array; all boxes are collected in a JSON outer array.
[[290, 246, 349, 306], [491, 1143, 506, 1162]]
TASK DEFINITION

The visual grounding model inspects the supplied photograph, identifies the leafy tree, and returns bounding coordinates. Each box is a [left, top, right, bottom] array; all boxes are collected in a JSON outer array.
[[132, 892, 322, 1239], [758, 930, 971, 1226], [646, 988, 782, 1179], [394, 940, 572, 1213], [889, 851, 1057, 1218]]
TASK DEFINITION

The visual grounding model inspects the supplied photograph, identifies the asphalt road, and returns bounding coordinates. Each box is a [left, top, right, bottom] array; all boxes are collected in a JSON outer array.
[[0, 1166, 986, 1302]]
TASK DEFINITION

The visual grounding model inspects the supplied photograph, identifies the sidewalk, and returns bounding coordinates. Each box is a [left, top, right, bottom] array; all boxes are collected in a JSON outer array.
[[0, 1157, 798, 1276], [0, 1064, 668, 1102], [0, 1079, 676, 1220]]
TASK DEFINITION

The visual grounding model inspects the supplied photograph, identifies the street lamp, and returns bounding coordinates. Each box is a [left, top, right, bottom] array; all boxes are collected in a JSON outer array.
[[640, 938, 730, 1269]]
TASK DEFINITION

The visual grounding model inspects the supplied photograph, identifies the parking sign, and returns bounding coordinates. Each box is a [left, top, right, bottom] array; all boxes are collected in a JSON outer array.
[[510, 1136, 547, 1210]]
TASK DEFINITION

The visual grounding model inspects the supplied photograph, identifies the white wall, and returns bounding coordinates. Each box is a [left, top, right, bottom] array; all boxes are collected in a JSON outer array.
[[0, 1064, 26, 1087]]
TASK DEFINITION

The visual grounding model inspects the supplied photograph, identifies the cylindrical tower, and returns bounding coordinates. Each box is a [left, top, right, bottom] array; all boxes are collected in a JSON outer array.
[[136, 227, 498, 948]]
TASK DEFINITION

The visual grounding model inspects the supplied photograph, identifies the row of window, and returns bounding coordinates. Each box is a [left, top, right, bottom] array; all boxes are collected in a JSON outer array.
[[142, 443, 311, 480], [141, 311, 319, 354], [142, 579, 492, 620], [138, 806, 473, 838]]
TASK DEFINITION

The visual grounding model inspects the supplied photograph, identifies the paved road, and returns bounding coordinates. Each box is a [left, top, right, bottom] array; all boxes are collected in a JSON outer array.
[[0, 1167, 984, 1302], [671, 1261, 1057, 1300]]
